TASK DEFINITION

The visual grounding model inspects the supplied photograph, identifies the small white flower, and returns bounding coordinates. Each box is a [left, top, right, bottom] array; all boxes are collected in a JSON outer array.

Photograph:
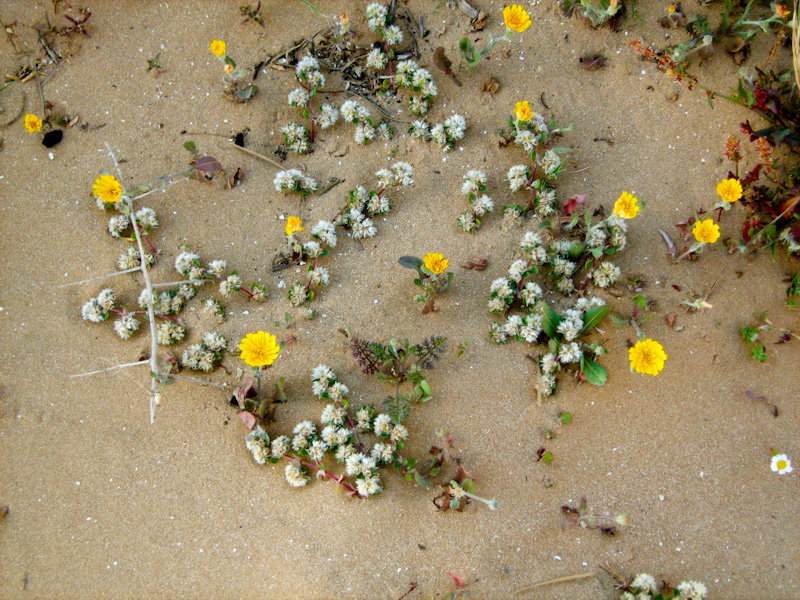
[[270, 436, 290, 459], [288, 87, 309, 107], [507, 165, 529, 192], [557, 341, 582, 364], [410, 120, 429, 138], [771, 453, 793, 474], [540, 148, 563, 175], [373, 413, 392, 436], [351, 217, 377, 239], [630, 573, 658, 593], [472, 194, 494, 216], [307, 440, 328, 462], [293, 420, 316, 437], [295, 55, 320, 78], [366, 48, 388, 70], [676, 581, 708, 600], [392, 162, 414, 186], [443, 114, 466, 140], [389, 423, 408, 443], [284, 462, 309, 487], [353, 123, 376, 145], [107, 214, 130, 238], [175, 251, 200, 275]]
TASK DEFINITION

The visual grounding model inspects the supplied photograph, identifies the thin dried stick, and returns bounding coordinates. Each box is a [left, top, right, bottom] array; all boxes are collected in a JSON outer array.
[[70, 360, 149, 378], [163, 373, 230, 389], [150, 279, 207, 289], [231, 143, 291, 171], [516, 572, 596, 594], [57, 267, 142, 288], [105, 142, 160, 423]]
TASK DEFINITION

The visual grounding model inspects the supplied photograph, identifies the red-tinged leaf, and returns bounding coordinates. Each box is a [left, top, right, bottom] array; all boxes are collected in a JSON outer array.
[[672, 284, 682, 291], [445, 572, 465, 589], [237, 411, 257, 430], [741, 166, 760, 187], [666, 313, 677, 327], [563, 194, 586, 216], [195, 155, 223, 172], [454, 464, 472, 483], [461, 256, 488, 270]]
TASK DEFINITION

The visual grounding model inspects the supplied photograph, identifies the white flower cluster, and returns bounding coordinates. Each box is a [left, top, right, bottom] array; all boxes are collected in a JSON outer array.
[[619, 574, 707, 600], [107, 207, 158, 239], [295, 55, 325, 89], [155, 320, 186, 345], [138, 284, 195, 316], [512, 112, 549, 156], [458, 170, 494, 233], [340, 100, 391, 145], [335, 163, 413, 239], [81, 288, 116, 323], [366, 3, 403, 46], [394, 60, 438, 114], [279, 121, 310, 154], [273, 169, 318, 195], [243, 364, 411, 497], [117, 246, 155, 271], [409, 114, 466, 151], [182, 331, 228, 372]]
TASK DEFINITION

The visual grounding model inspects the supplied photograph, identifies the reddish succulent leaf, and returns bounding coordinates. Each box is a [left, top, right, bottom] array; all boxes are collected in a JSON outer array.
[[563, 194, 586, 216], [195, 155, 223, 172], [237, 411, 257, 430], [445, 572, 465, 589]]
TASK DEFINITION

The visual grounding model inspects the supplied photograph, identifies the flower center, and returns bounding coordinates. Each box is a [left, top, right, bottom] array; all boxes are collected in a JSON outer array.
[[777, 460, 787, 470]]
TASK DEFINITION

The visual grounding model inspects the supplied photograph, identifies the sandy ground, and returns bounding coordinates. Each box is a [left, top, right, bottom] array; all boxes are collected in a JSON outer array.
[[0, 1, 798, 598]]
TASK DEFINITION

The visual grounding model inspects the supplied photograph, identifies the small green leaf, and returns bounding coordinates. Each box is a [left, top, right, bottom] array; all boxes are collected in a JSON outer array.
[[541, 303, 562, 339], [581, 358, 608, 386], [461, 478, 476, 494], [183, 140, 197, 153], [581, 305, 609, 334], [541, 451, 553, 463], [414, 472, 429, 487], [399, 255, 424, 270], [560, 412, 572, 424]]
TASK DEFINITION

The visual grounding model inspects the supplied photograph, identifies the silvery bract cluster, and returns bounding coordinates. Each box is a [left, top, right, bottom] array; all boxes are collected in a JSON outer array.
[[287, 55, 339, 140], [107, 207, 158, 239], [340, 99, 392, 145], [280, 121, 310, 154], [457, 169, 494, 233], [619, 573, 707, 600], [174, 250, 268, 301], [366, 3, 404, 47], [394, 59, 438, 115], [182, 331, 228, 372], [778, 227, 800, 254], [118, 246, 156, 271], [409, 114, 467, 151], [274, 169, 318, 196], [335, 162, 413, 239], [244, 365, 410, 497]]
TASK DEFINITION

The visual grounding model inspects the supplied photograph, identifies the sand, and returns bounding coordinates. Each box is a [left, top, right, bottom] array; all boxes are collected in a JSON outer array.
[[0, 1, 798, 598]]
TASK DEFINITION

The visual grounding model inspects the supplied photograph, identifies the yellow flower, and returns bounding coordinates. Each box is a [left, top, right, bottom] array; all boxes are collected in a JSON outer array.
[[514, 100, 533, 122], [285, 216, 304, 236], [774, 4, 790, 18], [239, 331, 280, 367], [210, 39, 226, 57], [613, 191, 640, 219], [503, 4, 531, 33], [24, 113, 43, 133], [667, 4, 676, 13], [92, 174, 123, 204], [716, 178, 743, 204], [692, 218, 720, 244], [423, 252, 449, 275], [629, 339, 667, 376]]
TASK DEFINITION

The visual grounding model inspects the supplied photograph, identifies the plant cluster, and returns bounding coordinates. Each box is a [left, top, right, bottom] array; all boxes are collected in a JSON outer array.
[[458, 3, 532, 70], [209, 38, 257, 102], [499, 101, 572, 226], [558, 0, 626, 29], [284, 55, 338, 152], [561, 496, 628, 535], [398, 253, 454, 314], [409, 113, 468, 152], [457, 169, 494, 233], [616, 572, 708, 600], [740, 311, 771, 361]]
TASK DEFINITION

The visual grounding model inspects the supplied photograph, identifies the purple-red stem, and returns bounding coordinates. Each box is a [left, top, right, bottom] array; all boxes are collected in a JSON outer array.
[[289, 455, 361, 496]]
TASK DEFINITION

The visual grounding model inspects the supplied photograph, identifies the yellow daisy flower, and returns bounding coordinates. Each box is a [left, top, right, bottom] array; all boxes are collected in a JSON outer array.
[[239, 331, 280, 367], [613, 191, 640, 219], [92, 174, 123, 204], [24, 113, 43, 133], [210, 39, 226, 57], [692, 218, 720, 244], [514, 100, 533, 122], [716, 178, 743, 204], [423, 252, 449, 275], [629, 339, 667, 376], [503, 4, 532, 33], [285, 216, 304, 236]]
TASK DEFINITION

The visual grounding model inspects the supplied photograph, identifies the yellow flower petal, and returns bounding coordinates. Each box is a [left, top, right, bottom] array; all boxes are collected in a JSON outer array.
[[692, 218, 720, 244], [613, 191, 640, 219], [210, 39, 226, 57], [285, 216, 305, 236], [423, 252, 448, 275], [503, 4, 531, 33], [716, 178, 743, 203], [514, 100, 533, 122], [629, 339, 667, 376], [92, 174, 123, 204], [24, 113, 43, 133], [239, 331, 280, 367]]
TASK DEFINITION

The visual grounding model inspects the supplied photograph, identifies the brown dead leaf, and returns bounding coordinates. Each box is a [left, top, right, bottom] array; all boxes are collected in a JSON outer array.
[[461, 256, 488, 270], [482, 77, 500, 94], [471, 11, 489, 31], [666, 313, 677, 327]]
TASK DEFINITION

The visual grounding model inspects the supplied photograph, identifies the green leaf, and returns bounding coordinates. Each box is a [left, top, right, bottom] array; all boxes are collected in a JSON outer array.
[[414, 472, 429, 487], [399, 255, 424, 270], [560, 412, 572, 424], [461, 478, 476, 494], [183, 140, 197, 153], [581, 358, 608, 386], [609, 313, 629, 327], [581, 305, 609, 334], [632, 294, 647, 310], [541, 303, 562, 339], [541, 451, 553, 463]]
